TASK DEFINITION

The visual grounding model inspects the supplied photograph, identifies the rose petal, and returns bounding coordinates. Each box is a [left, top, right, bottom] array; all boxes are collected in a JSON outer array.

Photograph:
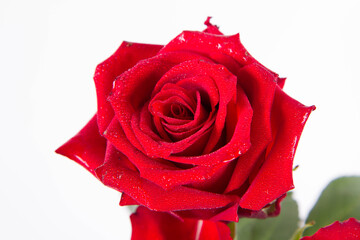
[[159, 31, 255, 67], [210, 203, 239, 222], [301, 218, 360, 240], [55, 115, 106, 178], [188, 160, 237, 194], [239, 86, 315, 210], [131, 206, 232, 240], [277, 77, 286, 89], [225, 63, 277, 193], [203, 17, 223, 35], [95, 144, 239, 212], [120, 193, 139, 206], [94, 42, 162, 133]]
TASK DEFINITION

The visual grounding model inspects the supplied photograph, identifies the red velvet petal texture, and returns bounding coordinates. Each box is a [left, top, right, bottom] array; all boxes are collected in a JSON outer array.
[[239, 87, 315, 210], [131, 206, 232, 240], [94, 42, 162, 133], [301, 218, 360, 240], [225, 63, 277, 194], [95, 144, 239, 214], [159, 30, 256, 68], [55, 115, 106, 178]]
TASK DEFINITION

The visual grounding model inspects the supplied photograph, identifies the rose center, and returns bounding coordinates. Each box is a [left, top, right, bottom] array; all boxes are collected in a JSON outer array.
[[169, 103, 192, 120]]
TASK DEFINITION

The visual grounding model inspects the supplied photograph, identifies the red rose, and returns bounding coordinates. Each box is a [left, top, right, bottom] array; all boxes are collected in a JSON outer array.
[[130, 206, 231, 240], [301, 218, 360, 240], [56, 18, 314, 221]]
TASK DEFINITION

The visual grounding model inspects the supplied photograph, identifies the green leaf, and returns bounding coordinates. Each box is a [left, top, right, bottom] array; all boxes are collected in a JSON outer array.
[[235, 192, 299, 240], [303, 176, 360, 236]]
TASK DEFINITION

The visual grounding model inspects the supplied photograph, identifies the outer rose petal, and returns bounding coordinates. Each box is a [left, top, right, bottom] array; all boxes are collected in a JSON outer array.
[[239, 86, 315, 210], [55, 115, 106, 178], [130, 206, 232, 240], [203, 17, 223, 35], [94, 42, 162, 133], [160, 31, 255, 68], [277, 77, 286, 89], [225, 63, 276, 193], [301, 218, 360, 240], [95, 144, 239, 214]]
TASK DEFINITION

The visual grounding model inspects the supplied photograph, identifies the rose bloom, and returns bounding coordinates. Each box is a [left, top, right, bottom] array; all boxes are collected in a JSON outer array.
[[56, 18, 314, 221], [301, 218, 360, 240]]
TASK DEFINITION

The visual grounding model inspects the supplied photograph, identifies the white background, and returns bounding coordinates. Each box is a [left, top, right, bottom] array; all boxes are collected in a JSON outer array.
[[1, 0, 359, 239]]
